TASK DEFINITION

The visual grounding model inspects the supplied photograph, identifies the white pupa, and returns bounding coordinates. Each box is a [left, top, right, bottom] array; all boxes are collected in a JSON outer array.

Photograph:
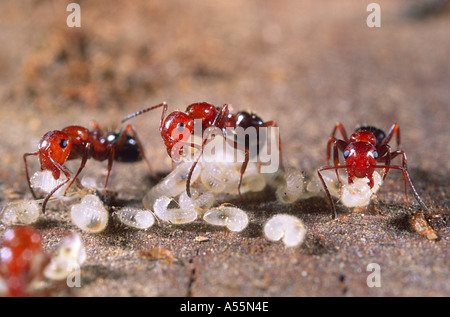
[[70, 194, 109, 233]]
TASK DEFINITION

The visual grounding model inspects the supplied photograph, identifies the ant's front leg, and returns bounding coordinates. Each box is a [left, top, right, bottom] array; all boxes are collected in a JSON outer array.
[[42, 160, 72, 214], [330, 139, 348, 188], [65, 142, 92, 194], [23, 151, 39, 199], [330, 122, 350, 144], [317, 165, 349, 219]]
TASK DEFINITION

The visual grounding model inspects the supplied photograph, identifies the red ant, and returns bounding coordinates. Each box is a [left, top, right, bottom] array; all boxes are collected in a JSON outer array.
[[318, 122, 428, 218], [23, 122, 151, 213], [0, 226, 49, 297], [121, 102, 281, 197]]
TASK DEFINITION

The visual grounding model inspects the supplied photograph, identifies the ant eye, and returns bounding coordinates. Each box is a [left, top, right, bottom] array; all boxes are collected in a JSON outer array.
[[176, 122, 185, 132], [59, 139, 68, 148], [343, 150, 350, 159], [373, 151, 378, 159]]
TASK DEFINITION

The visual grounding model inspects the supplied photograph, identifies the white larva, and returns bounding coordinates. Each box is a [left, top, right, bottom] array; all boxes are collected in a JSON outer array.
[[0, 200, 41, 225], [264, 214, 306, 247], [142, 162, 201, 208], [276, 167, 307, 204], [116, 207, 155, 229], [203, 206, 249, 232], [178, 190, 216, 213], [340, 171, 383, 208], [153, 196, 198, 224]]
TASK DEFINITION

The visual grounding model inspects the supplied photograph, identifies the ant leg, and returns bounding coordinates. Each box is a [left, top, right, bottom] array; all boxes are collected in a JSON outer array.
[[166, 138, 203, 197], [331, 122, 349, 143], [373, 165, 428, 211], [260, 121, 283, 171], [104, 143, 115, 193], [64, 142, 92, 195], [42, 160, 72, 214], [377, 147, 409, 206], [326, 137, 337, 165], [23, 151, 39, 199], [330, 139, 347, 186], [317, 165, 349, 219], [223, 134, 250, 199], [379, 123, 401, 149], [115, 124, 154, 175], [389, 150, 408, 169], [327, 137, 348, 165]]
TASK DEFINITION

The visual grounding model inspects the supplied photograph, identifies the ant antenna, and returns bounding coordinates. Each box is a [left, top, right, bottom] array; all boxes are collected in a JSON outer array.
[[121, 102, 167, 123]]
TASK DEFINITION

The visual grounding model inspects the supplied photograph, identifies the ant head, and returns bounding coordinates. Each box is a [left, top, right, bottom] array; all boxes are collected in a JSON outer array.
[[106, 132, 142, 162], [161, 111, 195, 159], [343, 142, 378, 180], [186, 102, 218, 128], [38, 130, 72, 179], [1, 226, 42, 270], [2, 226, 42, 251]]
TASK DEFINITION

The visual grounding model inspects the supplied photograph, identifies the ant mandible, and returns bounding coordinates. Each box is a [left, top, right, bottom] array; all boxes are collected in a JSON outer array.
[[121, 102, 281, 197], [23, 122, 151, 213], [318, 122, 428, 218]]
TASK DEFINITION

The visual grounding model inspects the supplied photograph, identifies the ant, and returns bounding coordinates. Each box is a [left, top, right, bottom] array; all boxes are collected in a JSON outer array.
[[0, 226, 49, 296], [23, 122, 151, 213], [121, 102, 282, 197], [318, 122, 428, 218]]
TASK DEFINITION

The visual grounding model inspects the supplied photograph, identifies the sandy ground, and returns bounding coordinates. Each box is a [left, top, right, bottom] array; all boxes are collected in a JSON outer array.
[[0, 0, 449, 297]]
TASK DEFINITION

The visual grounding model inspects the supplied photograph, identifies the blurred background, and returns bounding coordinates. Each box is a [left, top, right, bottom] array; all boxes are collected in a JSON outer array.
[[0, 0, 448, 296]]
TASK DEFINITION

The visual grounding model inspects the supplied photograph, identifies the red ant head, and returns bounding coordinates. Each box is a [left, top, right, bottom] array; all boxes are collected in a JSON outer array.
[[343, 141, 378, 181], [1, 226, 43, 296], [39, 131, 72, 179], [161, 111, 195, 159], [1, 226, 42, 275]]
